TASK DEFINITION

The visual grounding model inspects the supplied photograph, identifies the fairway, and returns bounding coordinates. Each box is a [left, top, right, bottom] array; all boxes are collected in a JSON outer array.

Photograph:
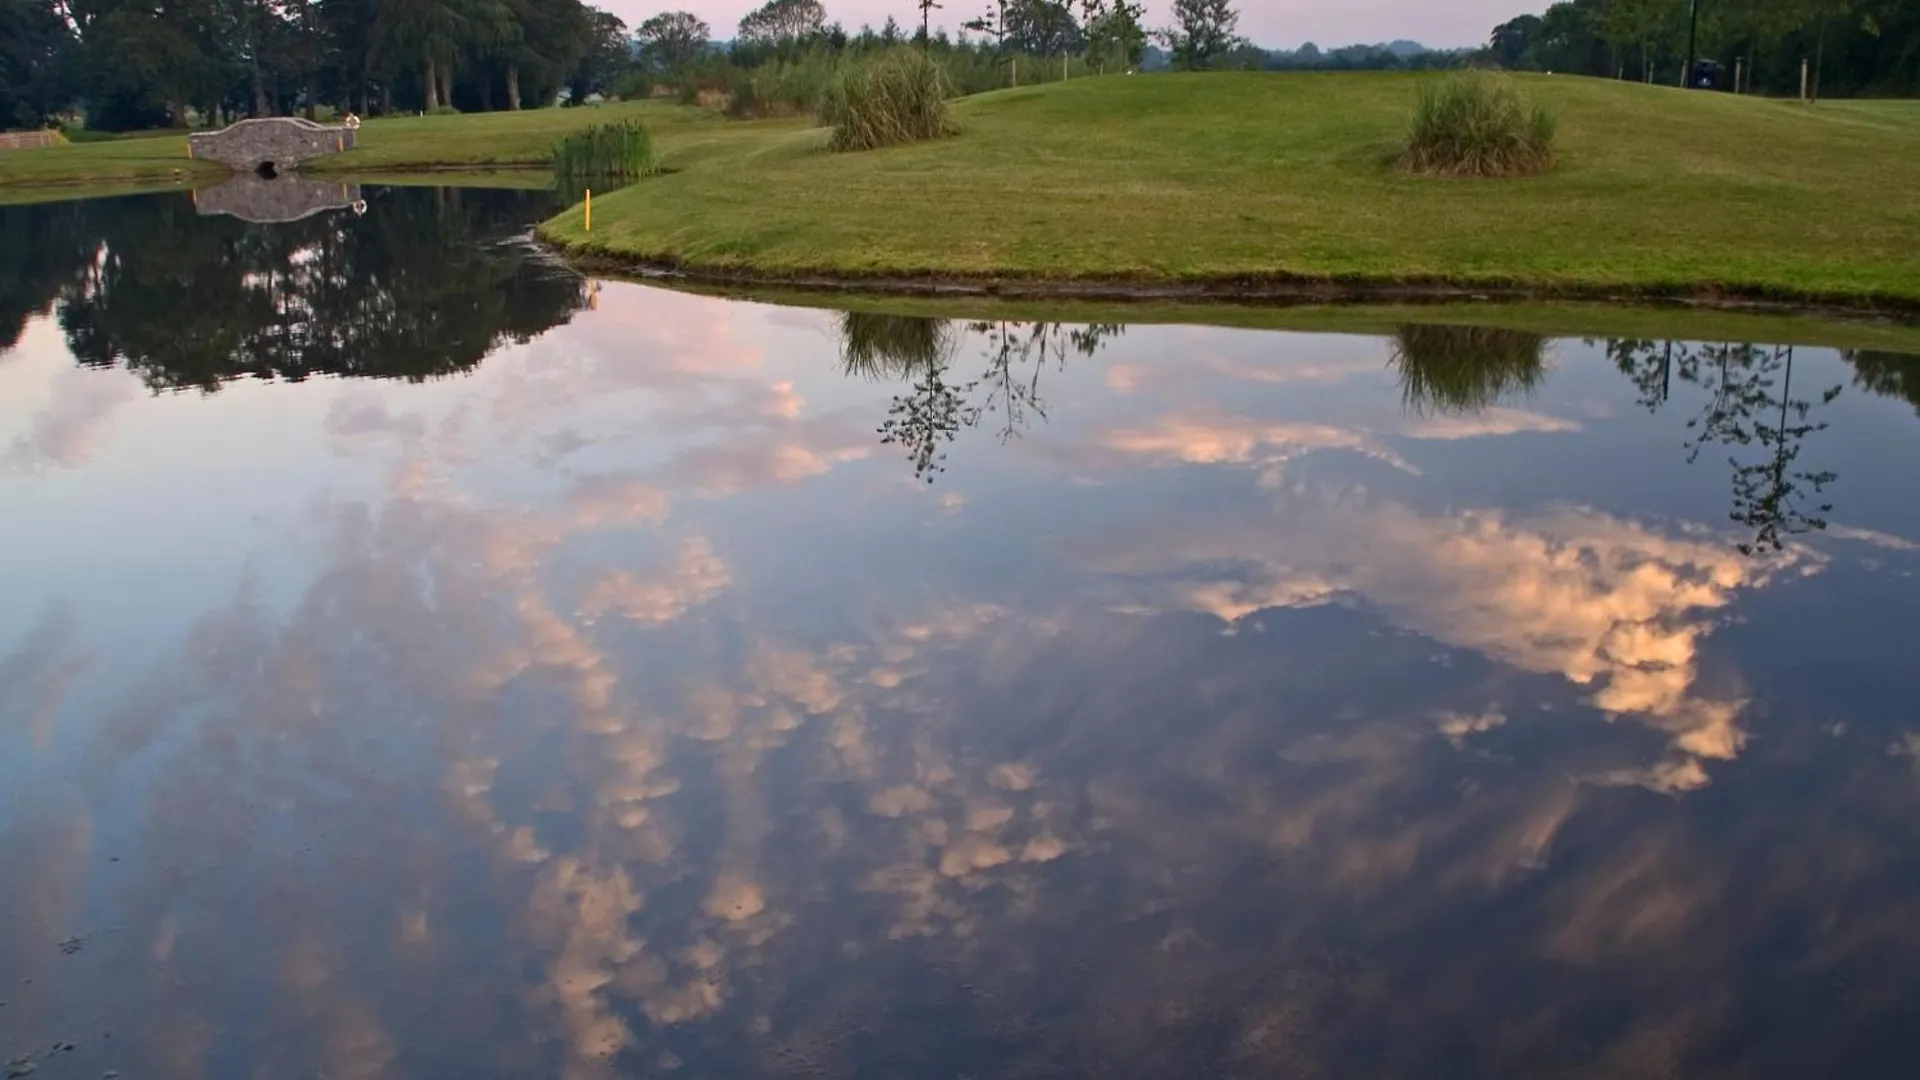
[[9, 71, 1920, 307], [540, 72, 1920, 307], [0, 100, 773, 200]]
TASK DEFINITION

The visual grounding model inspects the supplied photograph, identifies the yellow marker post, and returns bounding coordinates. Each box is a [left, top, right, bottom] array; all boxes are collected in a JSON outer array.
[[187, 141, 195, 160], [585, 189, 592, 232]]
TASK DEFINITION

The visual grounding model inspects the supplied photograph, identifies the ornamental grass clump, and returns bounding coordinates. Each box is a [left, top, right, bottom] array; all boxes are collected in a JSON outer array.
[[1403, 72, 1557, 178], [820, 48, 957, 153]]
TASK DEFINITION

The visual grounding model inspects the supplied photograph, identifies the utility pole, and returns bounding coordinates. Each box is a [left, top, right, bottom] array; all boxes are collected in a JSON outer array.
[[1682, 0, 1702, 89]]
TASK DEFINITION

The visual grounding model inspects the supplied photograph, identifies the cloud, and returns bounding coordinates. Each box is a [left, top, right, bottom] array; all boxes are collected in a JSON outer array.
[[1082, 402, 1579, 485], [1889, 733, 1920, 769], [654, 413, 873, 497], [579, 537, 732, 625], [1591, 757, 1714, 794], [1397, 406, 1582, 440], [1094, 410, 1417, 474], [3, 364, 140, 472], [0, 601, 91, 748], [1087, 493, 1804, 784], [1828, 525, 1920, 552], [324, 392, 427, 452], [1103, 347, 1382, 396], [1437, 710, 1507, 746]]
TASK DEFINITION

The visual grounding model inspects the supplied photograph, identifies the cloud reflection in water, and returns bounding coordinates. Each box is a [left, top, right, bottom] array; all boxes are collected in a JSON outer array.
[[3, 283, 1920, 1079]]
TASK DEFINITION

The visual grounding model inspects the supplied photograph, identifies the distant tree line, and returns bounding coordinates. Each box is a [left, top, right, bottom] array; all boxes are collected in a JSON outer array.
[[1485, 0, 1920, 97], [0, 0, 635, 131], [15, 0, 1908, 136], [0, 0, 1179, 131]]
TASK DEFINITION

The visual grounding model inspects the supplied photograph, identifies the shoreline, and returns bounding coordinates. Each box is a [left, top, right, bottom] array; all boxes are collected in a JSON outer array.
[[545, 244, 1920, 322]]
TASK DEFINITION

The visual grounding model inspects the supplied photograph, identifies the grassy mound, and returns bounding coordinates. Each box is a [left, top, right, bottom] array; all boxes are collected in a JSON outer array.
[[821, 49, 957, 153], [1403, 72, 1556, 178], [538, 73, 1920, 305], [552, 121, 657, 181]]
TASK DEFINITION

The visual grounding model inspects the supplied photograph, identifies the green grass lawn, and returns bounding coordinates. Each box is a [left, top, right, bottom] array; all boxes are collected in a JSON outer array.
[[0, 132, 220, 198], [539, 73, 1920, 307], [0, 100, 743, 202], [8, 74, 1918, 307]]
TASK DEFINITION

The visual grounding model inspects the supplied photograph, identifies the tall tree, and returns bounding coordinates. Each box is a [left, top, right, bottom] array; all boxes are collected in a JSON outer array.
[[635, 10, 709, 78], [1082, 0, 1146, 71], [568, 8, 631, 103], [1489, 14, 1544, 69], [0, 0, 79, 128], [919, 0, 943, 46], [374, 0, 515, 113], [737, 0, 826, 44], [1606, 0, 1680, 81], [320, 0, 383, 114], [78, 0, 226, 128], [1005, 0, 1081, 60], [1160, 0, 1239, 71], [499, 0, 592, 110], [965, 1, 1010, 50]]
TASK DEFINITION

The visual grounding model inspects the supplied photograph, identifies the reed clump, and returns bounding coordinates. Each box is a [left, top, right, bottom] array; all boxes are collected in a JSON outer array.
[[552, 121, 658, 180]]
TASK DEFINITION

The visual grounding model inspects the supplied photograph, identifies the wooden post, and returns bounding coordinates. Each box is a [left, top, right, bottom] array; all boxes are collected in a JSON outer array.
[[1801, 58, 1810, 103], [585, 189, 592, 232], [1733, 58, 1743, 94]]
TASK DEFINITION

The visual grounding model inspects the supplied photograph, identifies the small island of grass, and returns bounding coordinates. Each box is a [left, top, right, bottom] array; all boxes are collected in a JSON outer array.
[[536, 71, 1920, 310]]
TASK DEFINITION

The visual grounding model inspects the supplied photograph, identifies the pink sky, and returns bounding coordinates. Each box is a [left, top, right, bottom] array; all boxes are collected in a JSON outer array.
[[602, 1, 1546, 50]]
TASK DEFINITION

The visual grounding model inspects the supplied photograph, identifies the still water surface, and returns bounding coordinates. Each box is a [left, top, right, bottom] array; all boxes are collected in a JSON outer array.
[[5, 188, 1920, 1079]]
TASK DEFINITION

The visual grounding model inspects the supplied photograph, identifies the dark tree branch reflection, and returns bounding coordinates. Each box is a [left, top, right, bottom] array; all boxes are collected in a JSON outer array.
[[1609, 340, 1843, 555], [840, 312, 1123, 482], [1846, 349, 1920, 417]]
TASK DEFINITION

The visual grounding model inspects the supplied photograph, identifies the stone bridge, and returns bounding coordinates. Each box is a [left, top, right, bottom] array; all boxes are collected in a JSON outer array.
[[187, 117, 357, 177], [193, 175, 364, 224]]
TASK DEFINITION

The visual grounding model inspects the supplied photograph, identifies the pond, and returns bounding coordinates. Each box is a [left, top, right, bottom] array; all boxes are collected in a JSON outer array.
[[4, 187, 1920, 1079]]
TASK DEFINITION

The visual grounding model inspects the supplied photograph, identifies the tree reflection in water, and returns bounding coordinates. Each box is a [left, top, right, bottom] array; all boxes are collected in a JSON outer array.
[[840, 316, 1917, 557], [0, 187, 589, 392], [839, 312, 1124, 482], [1608, 339, 1843, 554], [1846, 349, 1920, 416]]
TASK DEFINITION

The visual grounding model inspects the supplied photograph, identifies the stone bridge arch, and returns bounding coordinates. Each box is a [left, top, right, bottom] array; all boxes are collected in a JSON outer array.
[[187, 118, 357, 177]]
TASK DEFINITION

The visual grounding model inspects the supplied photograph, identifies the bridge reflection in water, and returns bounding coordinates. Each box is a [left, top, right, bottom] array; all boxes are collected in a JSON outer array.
[[192, 174, 365, 224]]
